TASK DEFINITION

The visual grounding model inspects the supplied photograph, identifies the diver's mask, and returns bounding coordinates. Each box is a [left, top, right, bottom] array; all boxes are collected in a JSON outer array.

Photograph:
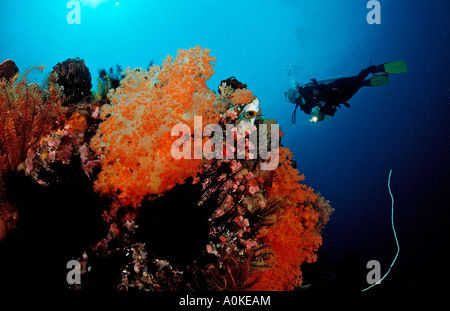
[[285, 88, 300, 104], [309, 106, 324, 123]]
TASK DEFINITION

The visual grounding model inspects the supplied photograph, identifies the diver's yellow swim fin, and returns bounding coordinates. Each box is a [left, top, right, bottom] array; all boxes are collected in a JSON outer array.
[[382, 60, 408, 74], [369, 74, 389, 87]]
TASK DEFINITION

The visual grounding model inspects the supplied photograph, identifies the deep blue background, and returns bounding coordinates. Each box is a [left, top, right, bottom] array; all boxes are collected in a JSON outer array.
[[1, 0, 448, 291]]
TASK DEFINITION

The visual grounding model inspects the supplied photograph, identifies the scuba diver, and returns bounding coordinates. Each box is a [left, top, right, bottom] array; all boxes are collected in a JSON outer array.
[[285, 60, 408, 123]]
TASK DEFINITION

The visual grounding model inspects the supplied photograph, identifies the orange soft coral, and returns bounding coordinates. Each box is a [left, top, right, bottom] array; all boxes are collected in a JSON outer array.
[[248, 147, 332, 290], [230, 88, 254, 106], [90, 47, 221, 207], [67, 111, 88, 132]]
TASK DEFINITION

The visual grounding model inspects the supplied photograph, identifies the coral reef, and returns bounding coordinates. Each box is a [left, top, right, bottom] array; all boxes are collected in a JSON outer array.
[[77, 48, 332, 291], [51, 57, 92, 104], [0, 47, 332, 291]]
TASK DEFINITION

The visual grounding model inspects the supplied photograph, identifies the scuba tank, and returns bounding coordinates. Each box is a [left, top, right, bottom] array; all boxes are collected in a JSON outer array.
[[300, 76, 344, 88]]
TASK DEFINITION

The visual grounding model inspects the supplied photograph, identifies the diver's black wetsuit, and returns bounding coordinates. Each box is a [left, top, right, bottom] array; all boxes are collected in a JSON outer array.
[[296, 65, 379, 117]]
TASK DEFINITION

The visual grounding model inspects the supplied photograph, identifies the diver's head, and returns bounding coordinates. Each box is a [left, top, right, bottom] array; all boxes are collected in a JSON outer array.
[[285, 88, 300, 104], [309, 106, 324, 123]]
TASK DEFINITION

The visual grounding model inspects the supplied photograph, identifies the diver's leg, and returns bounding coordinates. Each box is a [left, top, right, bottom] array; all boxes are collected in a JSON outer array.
[[330, 66, 378, 90], [357, 65, 380, 80], [328, 75, 367, 103], [325, 65, 382, 105]]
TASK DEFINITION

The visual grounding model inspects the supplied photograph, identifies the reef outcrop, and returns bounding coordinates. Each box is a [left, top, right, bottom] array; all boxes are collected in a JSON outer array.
[[0, 59, 19, 81], [52, 57, 92, 104]]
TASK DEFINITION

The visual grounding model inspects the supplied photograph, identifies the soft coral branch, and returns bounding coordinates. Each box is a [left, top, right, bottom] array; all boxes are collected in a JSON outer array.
[[91, 47, 222, 207]]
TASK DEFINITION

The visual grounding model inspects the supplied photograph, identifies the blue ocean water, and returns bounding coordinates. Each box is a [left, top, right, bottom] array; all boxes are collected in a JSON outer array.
[[1, 0, 448, 291]]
